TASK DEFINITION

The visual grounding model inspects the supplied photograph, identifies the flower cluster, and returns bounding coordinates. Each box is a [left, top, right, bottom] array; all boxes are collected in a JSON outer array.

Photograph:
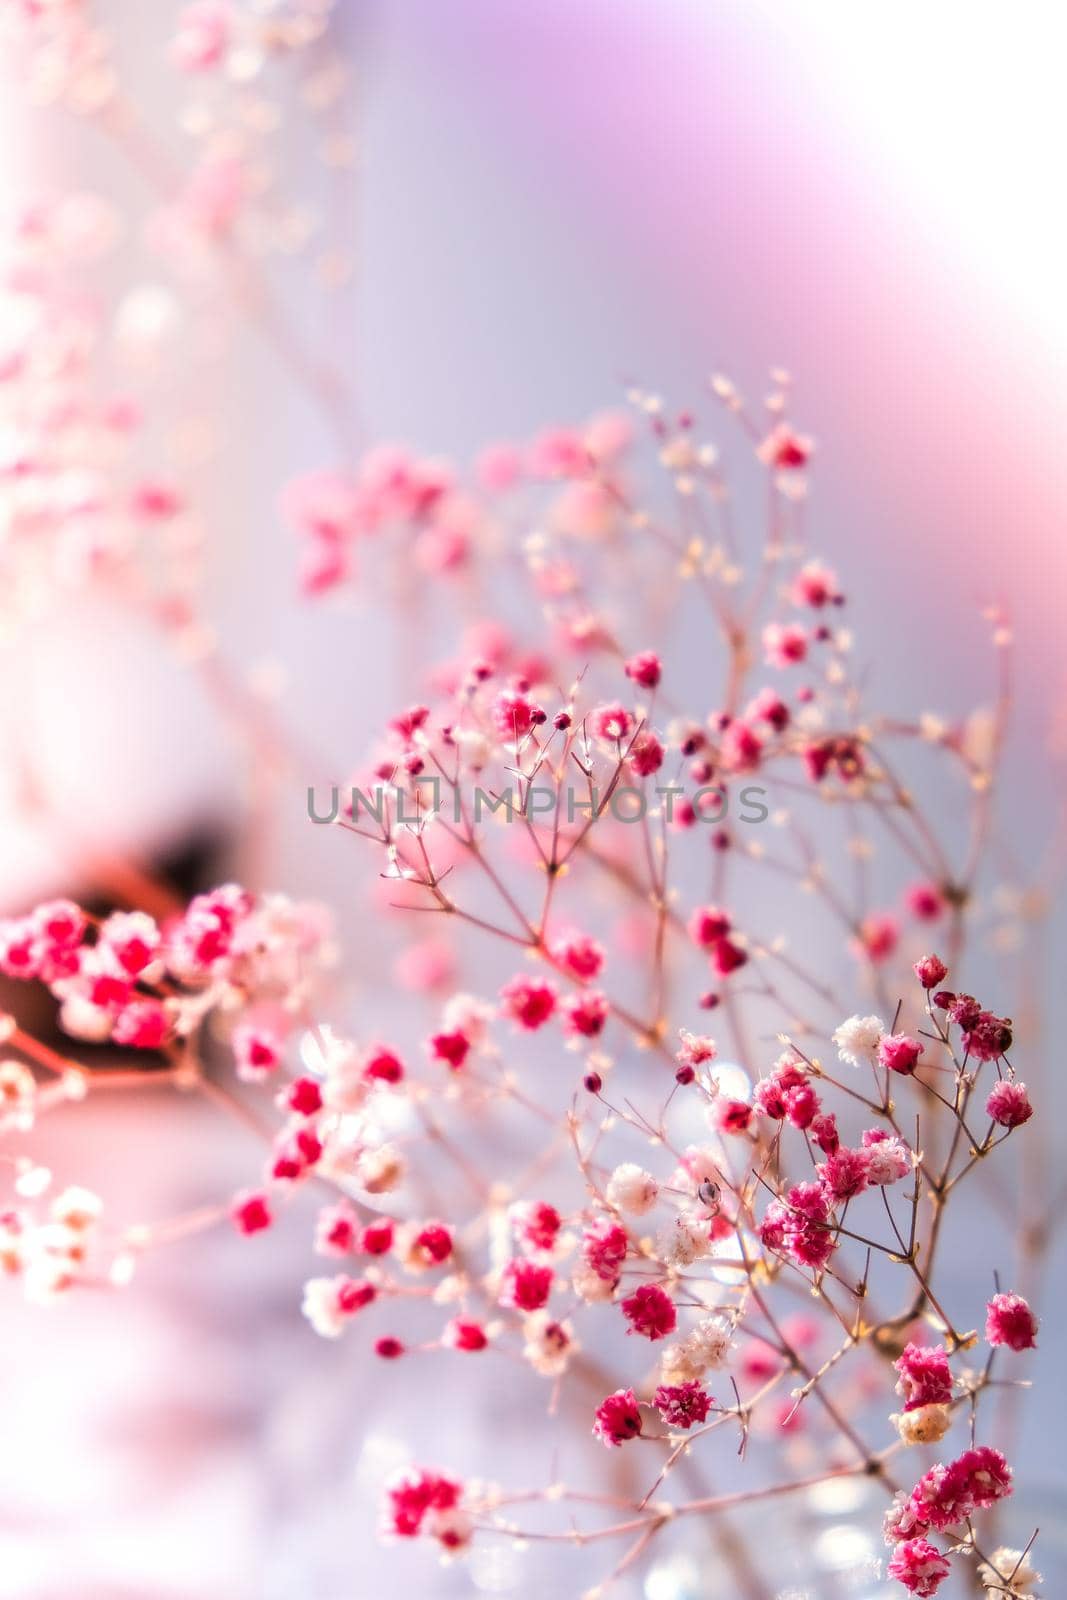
[[0, 344, 1045, 1598]]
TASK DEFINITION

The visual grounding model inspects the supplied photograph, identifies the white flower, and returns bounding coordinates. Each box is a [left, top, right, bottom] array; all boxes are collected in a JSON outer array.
[[659, 1340, 705, 1385], [426, 1505, 473, 1553], [0, 1059, 37, 1129], [686, 1313, 735, 1370], [522, 1310, 579, 1377], [891, 1403, 952, 1446], [22, 1248, 76, 1305], [605, 1162, 658, 1215], [662, 1313, 735, 1382], [657, 1215, 711, 1268], [51, 1186, 102, 1229], [572, 1266, 616, 1303], [58, 994, 114, 1042], [318, 1032, 368, 1112], [301, 1276, 347, 1338], [832, 1014, 885, 1067], [978, 1547, 1042, 1594], [354, 1143, 404, 1194]]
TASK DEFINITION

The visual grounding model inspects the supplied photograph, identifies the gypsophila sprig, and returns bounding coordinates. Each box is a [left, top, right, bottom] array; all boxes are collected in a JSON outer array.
[[0, 59, 1048, 1580]]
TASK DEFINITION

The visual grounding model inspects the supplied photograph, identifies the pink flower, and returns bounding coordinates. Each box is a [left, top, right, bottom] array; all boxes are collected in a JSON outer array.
[[762, 621, 808, 667], [906, 882, 946, 921], [720, 720, 763, 772], [861, 1128, 911, 1185], [818, 1146, 870, 1201], [429, 1028, 471, 1070], [549, 930, 605, 982], [747, 686, 790, 730], [499, 974, 558, 1030], [363, 1045, 405, 1084], [231, 1191, 272, 1235], [593, 1388, 642, 1446], [804, 735, 865, 783], [98, 912, 161, 977], [360, 1219, 395, 1255], [583, 1221, 628, 1282], [111, 999, 169, 1050], [272, 1126, 323, 1182], [878, 1033, 923, 1076], [528, 426, 589, 479], [714, 1097, 753, 1134], [443, 1318, 489, 1352], [985, 1291, 1038, 1352], [315, 1202, 359, 1257], [710, 936, 748, 976], [761, 1182, 836, 1271], [961, 1011, 1013, 1062], [986, 1079, 1032, 1128], [511, 1200, 562, 1254], [855, 913, 898, 963], [562, 990, 609, 1037], [301, 1276, 376, 1338], [171, 3, 231, 72], [492, 688, 544, 741], [383, 1467, 463, 1538], [784, 1083, 819, 1130], [887, 1537, 951, 1596], [914, 954, 948, 989], [625, 650, 662, 688], [620, 1283, 677, 1340], [757, 423, 813, 471], [791, 560, 838, 607], [592, 702, 633, 743], [628, 731, 665, 775], [811, 1112, 839, 1154], [0, 920, 43, 980], [499, 1258, 553, 1312], [407, 1222, 454, 1269], [895, 1342, 953, 1410], [654, 1381, 711, 1428], [687, 905, 731, 948], [282, 1077, 324, 1116], [908, 1447, 1012, 1531]]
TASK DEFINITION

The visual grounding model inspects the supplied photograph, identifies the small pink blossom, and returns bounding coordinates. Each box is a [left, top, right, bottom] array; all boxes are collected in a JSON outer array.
[[914, 954, 948, 989], [499, 974, 557, 1030], [593, 1388, 642, 1447], [499, 1258, 553, 1312], [620, 1283, 677, 1340], [887, 1537, 951, 1597], [625, 650, 662, 688], [762, 621, 808, 667], [818, 1145, 870, 1201], [986, 1080, 1032, 1128], [895, 1342, 953, 1411], [654, 1381, 711, 1429], [592, 702, 633, 743], [878, 1033, 923, 1076], [231, 1191, 272, 1235], [985, 1292, 1038, 1352]]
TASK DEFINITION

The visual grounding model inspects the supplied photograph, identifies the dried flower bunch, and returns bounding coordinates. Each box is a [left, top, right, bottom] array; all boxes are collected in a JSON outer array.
[[0, 6, 1049, 1597]]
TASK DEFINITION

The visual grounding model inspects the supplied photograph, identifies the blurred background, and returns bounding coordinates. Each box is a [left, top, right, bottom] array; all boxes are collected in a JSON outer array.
[[0, 2, 1064, 1595]]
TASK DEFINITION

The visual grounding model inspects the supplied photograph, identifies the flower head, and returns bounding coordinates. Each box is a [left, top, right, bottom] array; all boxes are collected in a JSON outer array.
[[985, 1292, 1038, 1352], [593, 1388, 642, 1447]]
